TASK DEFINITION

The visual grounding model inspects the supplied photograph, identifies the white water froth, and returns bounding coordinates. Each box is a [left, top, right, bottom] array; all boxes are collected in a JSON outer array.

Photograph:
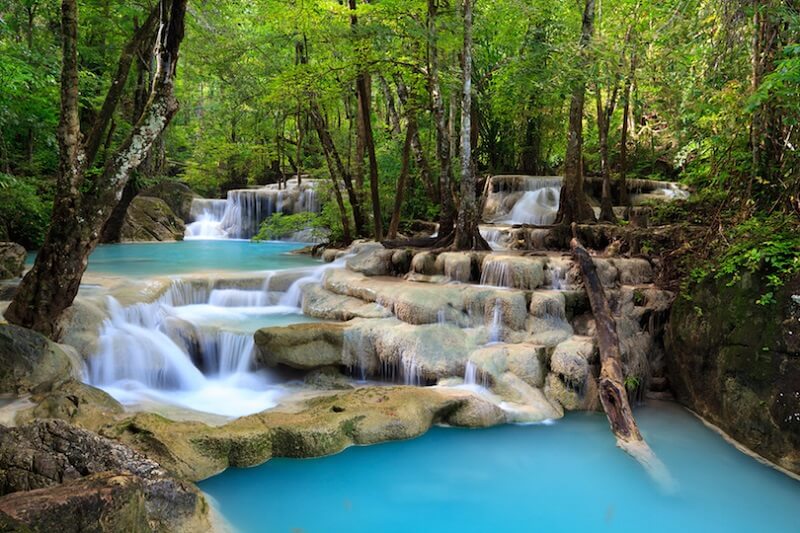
[[185, 182, 321, 240], [500, 187, 560, 226], [87, 270, 321, 417]]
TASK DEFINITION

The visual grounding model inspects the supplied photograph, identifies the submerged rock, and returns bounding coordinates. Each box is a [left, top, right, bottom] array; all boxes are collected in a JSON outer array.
[[120, 197, 185, 242], [0, 243, 25, 280]]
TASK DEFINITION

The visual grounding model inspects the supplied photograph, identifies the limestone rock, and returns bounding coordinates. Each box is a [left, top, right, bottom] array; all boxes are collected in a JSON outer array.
[[0, 243, 25, 280], [119, 197, 185, 242], [302, 285, 391, 321], [667, 272, 800, 475], [469, 343, 546, 388], [140, 181, 199, 222], [0, 325, 80, 395], [15, 380, 124, 428], [255, 321, 347, 369], [480, 255, 545, 289], [435, 252, 475, 283], [346, 245, 395, 277], [549, 336, 596, 386]]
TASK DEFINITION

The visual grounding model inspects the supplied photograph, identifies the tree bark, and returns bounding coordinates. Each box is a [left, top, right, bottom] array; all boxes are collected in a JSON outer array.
[[356, 73, 384, 240], [570, 229, 672, 484], [83, 6, 159, 170], [555, 0, 597, 225], [388, 115, 416, 239], [4, 0, 188, 338], [396, 76, 437, 200], [750, 0, 783, 201], [618, 47, 635, 207], [309, 101, 353, 243], [453, 0, 488, 251], [427, 0, 456, 237], [595, 88, 617, 222]]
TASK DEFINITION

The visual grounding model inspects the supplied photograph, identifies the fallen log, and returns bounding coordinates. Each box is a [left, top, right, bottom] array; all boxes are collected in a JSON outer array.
[[570, 224, 674, 488]]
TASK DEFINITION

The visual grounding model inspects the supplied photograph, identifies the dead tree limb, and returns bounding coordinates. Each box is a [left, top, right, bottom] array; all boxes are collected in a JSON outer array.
[[570, 224, 673, 487]]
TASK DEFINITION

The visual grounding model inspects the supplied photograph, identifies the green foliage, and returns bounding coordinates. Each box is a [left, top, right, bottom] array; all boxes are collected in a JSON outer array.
[[253, 212, 325, 242], [686, 213, 800, 306], [0, 173, 52, 249], [623, 376, 640, 393]]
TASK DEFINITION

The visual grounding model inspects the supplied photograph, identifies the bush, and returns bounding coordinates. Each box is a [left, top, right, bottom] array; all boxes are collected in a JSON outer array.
[[252, 212, 326, 242], [0, 173, 52, 249]]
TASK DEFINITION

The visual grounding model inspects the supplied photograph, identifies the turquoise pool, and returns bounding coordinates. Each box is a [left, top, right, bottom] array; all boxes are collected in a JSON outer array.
[[26, 240, 318, 277], [200, 401, 800, 533]]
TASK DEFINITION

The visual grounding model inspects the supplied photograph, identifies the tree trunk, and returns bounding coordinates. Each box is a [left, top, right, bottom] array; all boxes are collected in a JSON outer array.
[[453, 0, 488, 251], [388, 115, 416, 239], [618, 48, 634, 207], [4, 0, 188, 339], [356, 73, 384, 240], [427, 0, 455, 237], [570, 230, 671, 484], [750, 0, 783, 201], [309, 101, 353, 243], [396, 76, 437, 200], [555, 0, 597, 225], [595, 89, 616, 222], [379, 75, 401, 135]]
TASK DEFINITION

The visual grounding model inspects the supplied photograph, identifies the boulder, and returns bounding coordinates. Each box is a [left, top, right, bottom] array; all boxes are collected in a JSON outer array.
[[469, 343, 546, 388], [435, 252, 475, 283], [667, 272, 800, 475], [119, 197, 185, 242], [0, 420, 208, 531], [0, 243, 25, 280], [15, 380, 124, 428], [255, 321, 347, 369], [0, 325, 80, 394], [346, 246, 395, 277], [140, 181, 199, 223], [302, 285, 392, 321], [0, 472, 152, 533], [549, 336, 596, 386]]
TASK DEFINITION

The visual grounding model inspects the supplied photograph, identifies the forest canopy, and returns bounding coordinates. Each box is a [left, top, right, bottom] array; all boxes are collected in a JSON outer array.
[[1, 0, 798, 250]]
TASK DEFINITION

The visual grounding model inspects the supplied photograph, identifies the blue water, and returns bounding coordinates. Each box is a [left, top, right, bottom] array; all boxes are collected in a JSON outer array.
[[201, 402, 800, 533], [26, 240, 317, 276]]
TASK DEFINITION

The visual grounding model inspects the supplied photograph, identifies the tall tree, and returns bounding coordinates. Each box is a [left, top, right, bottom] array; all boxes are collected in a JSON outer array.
[[453, 0, 488, 250], [4, 0, 188, 338], [555, 0, 597, 225]]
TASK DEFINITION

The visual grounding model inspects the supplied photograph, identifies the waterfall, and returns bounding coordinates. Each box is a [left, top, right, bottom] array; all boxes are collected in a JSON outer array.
[[279, 255, 350, 308], [480, 258, 512, 288], [501, 188, 560, 225], [464, 361, 488, 388], [488, 300, 503, 344], [185, 181, 323, 240], [87, 269, 309, 417], [437, 309, 447, 326], [208, 289, 269, 307]]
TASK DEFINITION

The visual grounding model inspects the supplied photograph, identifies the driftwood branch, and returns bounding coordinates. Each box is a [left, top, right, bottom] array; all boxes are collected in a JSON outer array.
[[570, 224, 674, 488]]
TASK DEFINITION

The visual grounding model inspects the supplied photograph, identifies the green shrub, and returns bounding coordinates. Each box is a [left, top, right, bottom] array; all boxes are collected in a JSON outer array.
[[0, 173, 52, 249], [253, 212, 326, 242]]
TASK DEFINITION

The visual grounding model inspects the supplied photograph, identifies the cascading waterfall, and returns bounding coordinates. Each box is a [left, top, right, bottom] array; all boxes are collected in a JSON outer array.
[[87, 270, 310, 417], [487, 300, 503, 344], [185, 181, 322, 240], [501, 187, 560, 225], [480, 258, 512, 288], [464, 361, 488, 388]]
